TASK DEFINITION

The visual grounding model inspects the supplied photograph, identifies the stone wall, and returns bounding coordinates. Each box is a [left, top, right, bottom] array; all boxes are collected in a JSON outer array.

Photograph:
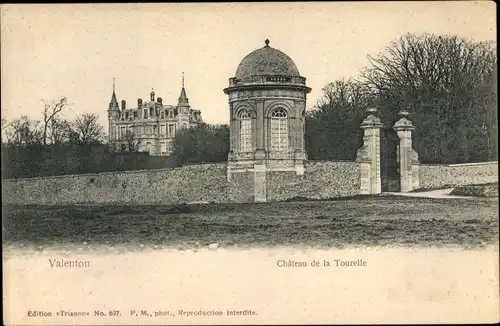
[[229, 172, 254, 202], [2, 161, 361, 205], [267, 161, 360, 201], [419, 161, 498, 189], [2, 164, 229, 205], [4, 160, 497, 205], [450, 184, 499, 198]]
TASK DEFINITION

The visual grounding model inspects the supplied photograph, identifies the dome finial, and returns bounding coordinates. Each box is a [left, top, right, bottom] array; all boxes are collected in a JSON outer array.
[[265, 38, 270, 47]]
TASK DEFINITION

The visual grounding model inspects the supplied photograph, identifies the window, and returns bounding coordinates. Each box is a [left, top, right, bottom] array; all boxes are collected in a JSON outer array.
[[144, 109, 148, 119], [239, 110, 252, 152], [160, 124, 166, 135], [270, 108, 288, 152], [120, 126, 126, 138], [160, 111, 165, 119], [168, 124, 175, 137], [160, 142, 166, 153], [169, 110, 173, 118]]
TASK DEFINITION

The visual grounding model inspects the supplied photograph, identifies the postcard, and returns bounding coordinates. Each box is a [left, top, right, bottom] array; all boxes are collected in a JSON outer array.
[[2, 2, 498, 325]]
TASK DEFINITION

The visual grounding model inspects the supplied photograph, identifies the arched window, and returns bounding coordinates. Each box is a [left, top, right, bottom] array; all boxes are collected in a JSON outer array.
[[239, 110, 252, 152], [270, 108, 288, 152]]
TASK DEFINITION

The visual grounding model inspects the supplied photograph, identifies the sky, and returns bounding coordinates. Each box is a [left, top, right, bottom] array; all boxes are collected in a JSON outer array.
[[1, 2, 496, 130]]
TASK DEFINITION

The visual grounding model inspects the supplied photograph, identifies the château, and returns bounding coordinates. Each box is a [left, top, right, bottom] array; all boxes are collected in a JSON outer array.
[[107, 74, 203, 156]]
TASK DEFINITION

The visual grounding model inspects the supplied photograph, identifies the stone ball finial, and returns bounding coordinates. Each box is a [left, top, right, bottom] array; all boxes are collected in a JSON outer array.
[[394, 108, 415, 131], [361, 106, 382, 128], [399, 109, 410, 118], [265, 38, 270, 47], [366, 106, 378, 115]]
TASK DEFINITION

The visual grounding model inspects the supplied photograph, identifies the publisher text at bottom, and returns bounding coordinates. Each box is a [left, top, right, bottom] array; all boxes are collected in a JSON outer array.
[[177, 309, 257, 317]]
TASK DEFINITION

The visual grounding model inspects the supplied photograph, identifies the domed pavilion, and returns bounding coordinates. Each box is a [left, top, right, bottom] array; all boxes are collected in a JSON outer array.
[[224, 39, 311, 178]]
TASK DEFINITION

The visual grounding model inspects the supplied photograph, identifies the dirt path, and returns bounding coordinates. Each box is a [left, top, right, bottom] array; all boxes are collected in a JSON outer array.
[[384, 188, 473, 199]]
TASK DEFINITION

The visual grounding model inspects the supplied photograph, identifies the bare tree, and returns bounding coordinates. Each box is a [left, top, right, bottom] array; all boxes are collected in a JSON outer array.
[[1, 118, 9, 131], [70, 113, 105, 145], [48, 117, 73, 145], [3, 115, 43, 147], [1, 118, 9, 143], [122, 130, 140, 152], [41, 97, 67, 146], [305, 78, 372, 160], [361, 33, 497, 163], [314, 78, 374, 112]]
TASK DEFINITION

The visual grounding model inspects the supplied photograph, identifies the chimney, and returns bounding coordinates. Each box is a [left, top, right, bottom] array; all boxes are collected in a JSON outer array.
[[121, 100, 126, 110], [138, 98, 143, 108]]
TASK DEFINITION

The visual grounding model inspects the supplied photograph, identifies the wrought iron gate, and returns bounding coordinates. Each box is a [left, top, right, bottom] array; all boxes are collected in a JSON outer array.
[[381, 126, 400, 192]]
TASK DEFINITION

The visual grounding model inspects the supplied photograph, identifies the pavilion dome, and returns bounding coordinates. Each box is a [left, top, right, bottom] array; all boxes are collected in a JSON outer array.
[[234, 39, 300, 81]]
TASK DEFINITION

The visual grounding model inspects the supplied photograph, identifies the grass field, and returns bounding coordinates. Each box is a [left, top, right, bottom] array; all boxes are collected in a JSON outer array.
[[2, 196, 499, 250]]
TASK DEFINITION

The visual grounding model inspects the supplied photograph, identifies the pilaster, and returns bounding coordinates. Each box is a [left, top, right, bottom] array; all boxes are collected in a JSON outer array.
[[255, 99, 264, 150], [254, 163, 267, 202], [229, 104, 235, 152]]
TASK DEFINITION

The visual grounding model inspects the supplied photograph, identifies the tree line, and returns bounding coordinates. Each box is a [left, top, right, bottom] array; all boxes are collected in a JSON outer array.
[[2, 97, 106, 148], [1, 98, 176, 179], [308, 33, 497, 163]]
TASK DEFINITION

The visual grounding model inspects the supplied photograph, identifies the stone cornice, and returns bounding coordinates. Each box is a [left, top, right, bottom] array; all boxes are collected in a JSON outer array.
[[229, 96, 306, 104], [223, 83, 311, 95]]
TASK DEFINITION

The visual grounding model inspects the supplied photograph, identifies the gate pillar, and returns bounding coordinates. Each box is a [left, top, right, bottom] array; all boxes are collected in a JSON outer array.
[[393, 109, 419, 192], [356, 107, 383, 195]]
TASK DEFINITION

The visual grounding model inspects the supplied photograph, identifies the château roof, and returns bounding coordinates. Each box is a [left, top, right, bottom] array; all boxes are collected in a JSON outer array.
[[178, 72, 189, 106], [110, 92, 118, 106], [109, 78, 119, 107], [178, 87, 189, 106], [234, 39, 300, 81]]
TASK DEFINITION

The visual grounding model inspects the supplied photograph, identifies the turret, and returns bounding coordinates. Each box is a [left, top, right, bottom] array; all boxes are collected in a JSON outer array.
[[108, 78, 120, 120], [177, 72, 190, 107]]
